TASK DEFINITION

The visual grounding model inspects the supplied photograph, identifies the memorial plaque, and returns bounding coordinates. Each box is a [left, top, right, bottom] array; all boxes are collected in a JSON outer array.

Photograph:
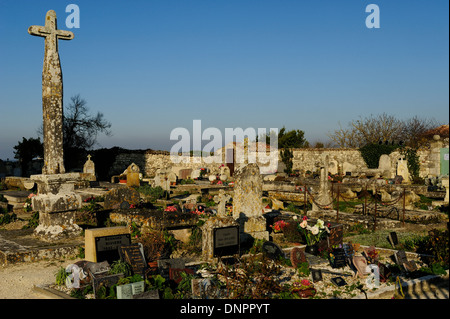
[[328, 224, 344, 247], [131, 281, 145, 295], [290, 247, 307, 268], [95, 233, 131, 264], [116, 283, 133, 299], [330, 248, 346, 268], [403, 260, 418, 272], [331, 276, 347, 287], [119, 243, 147, 276], [262, 241, 284, 260], [213, 226, 240, 257], [388, 232, 399, 248], [378, 263, 391, 282], [394, 250, 408, 267], [90, 272, 123, 299], [311, 269, 323, 282]]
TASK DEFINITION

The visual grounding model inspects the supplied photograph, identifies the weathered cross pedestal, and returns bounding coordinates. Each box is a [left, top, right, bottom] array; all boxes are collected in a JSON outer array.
[[28, 10, 84, 239]]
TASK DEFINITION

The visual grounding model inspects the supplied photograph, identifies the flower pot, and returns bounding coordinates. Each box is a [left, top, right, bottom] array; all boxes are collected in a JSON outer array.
[[297, 288, 316, 298]]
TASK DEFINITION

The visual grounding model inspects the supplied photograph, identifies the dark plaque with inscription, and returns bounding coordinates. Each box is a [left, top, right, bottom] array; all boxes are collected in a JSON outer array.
[[330, 248, 346, 268], [95, 233, 131, 264], [119, 243, 147, 276], [311, 269, 323, 282], [328, 224, 343, 247], [213, 226, 240, 257]]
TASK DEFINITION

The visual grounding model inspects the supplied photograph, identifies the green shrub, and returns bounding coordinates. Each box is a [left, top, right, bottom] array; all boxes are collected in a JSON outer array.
[[359, 143, 399, 169]]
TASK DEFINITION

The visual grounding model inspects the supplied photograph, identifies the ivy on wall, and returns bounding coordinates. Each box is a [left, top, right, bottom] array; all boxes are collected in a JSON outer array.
[[359, 143, 400, 169]]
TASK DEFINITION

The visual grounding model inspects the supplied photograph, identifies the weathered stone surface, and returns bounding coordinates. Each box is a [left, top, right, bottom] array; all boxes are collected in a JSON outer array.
[[83, 155, 96, 181], [31, 192, 81, 214], [103, 187, 140, 210], [28, 10, 74, 175], [34, 211, 82, 240], [31, 173, 85, 195], [232, 163, 263, 219], [201, 216, 239, 261]]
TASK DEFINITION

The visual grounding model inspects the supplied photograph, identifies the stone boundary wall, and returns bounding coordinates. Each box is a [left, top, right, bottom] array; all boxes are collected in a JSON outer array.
[[103, 136, 450, 179]]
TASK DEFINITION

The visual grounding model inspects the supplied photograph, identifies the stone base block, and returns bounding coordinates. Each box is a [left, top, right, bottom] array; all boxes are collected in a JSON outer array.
[[34, 210, 82, 240], [31, 173, 88, 195], [32, 192, 82, 213], [201, 217, 239, 261]]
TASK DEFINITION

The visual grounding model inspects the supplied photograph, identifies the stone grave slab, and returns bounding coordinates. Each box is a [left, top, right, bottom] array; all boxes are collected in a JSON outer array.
[[133, 289, 159, 299]]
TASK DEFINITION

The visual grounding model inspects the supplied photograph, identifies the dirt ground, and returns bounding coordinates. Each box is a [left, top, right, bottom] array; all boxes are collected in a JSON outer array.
[[0, 257, 83, 299]]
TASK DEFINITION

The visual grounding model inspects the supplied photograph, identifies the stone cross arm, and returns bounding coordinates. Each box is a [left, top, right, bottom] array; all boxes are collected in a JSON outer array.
[[28, 10, 74, 50]]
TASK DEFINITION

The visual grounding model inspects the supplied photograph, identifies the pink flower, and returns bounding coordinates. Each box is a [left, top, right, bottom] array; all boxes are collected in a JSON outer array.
[[300, 220, 308, 228]]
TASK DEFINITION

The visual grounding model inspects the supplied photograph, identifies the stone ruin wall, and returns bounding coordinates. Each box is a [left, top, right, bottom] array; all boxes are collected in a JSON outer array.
[[108, 139, 448, 179]]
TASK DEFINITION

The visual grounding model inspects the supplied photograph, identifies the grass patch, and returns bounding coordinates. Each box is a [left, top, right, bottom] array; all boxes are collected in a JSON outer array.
[[343, 229, 428, 251]]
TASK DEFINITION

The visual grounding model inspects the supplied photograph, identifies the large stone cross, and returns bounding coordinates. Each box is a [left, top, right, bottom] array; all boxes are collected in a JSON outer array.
[[28, 10, 74, 175]]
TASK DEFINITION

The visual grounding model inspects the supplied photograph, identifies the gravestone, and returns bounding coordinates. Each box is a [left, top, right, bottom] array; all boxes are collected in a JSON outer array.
[[103, 187, 140, 210], [352, 256, 368, 277], [27, 11, 92, 239], [83, 154, 96, 181], [388, 232, 399, 248], [213, 190, 231, 217], [85, 226, 131, 263], [213, 226, 240, 258], [311, 269, 323, 282], [28, 10, 74, 175], [330, 248, 346, 268], [396, 157, 410, 183], [378, 154, 392, 178], [233, 163, 269, 241], [262, 241, 284, 260], [290, 247, 307, 268], [124, 163, 140, 187], [312, 155, 333, 211], [331, 277, 347, 287], [90, 272, 124, 299], [394, 250, 417, 272], [119, 243, 147, 276], [201, 216, 239, 261]]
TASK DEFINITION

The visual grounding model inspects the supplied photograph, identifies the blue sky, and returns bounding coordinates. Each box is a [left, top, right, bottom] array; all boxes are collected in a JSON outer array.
[[0, 0, 448, 160]]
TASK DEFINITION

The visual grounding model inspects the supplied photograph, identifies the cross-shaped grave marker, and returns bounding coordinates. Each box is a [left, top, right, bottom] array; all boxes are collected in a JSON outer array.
[[28, 10, 74, 175]]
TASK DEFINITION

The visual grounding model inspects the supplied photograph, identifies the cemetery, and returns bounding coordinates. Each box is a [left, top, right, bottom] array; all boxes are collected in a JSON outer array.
[[0, 8, 448, 301]]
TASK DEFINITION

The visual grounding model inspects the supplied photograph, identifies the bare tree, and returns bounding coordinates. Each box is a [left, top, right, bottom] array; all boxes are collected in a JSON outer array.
[[328, 113, 440, 148]]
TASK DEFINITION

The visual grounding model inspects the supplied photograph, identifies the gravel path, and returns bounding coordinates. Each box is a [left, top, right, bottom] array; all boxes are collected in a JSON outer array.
[[0, 258, 82, 299]]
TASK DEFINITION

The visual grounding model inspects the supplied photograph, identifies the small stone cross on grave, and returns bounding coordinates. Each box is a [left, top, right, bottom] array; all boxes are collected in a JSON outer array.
[[28, 10, 74, 175], [214, 190, 231, 217]]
